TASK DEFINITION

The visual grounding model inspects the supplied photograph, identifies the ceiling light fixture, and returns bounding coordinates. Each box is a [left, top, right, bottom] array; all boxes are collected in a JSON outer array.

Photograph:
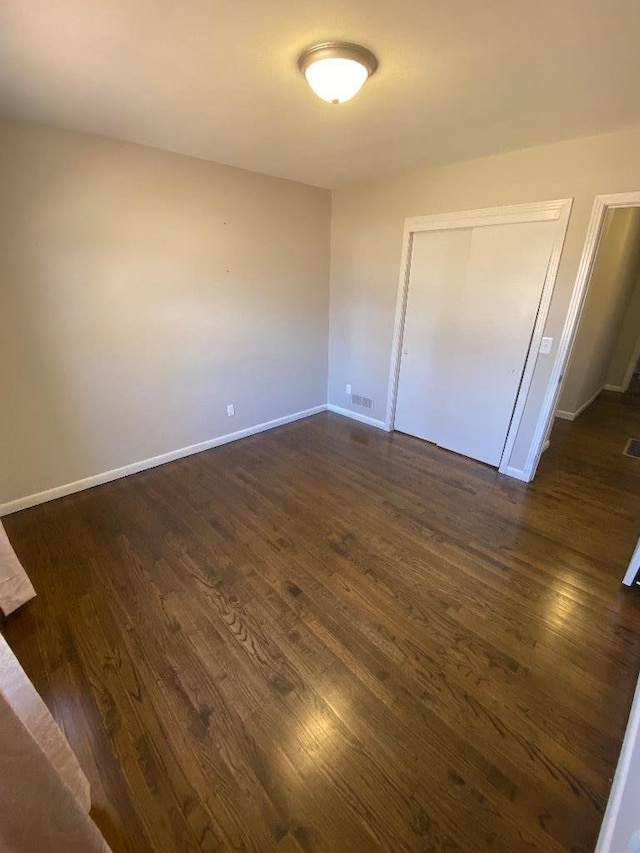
[[298, 42, 378, 104]]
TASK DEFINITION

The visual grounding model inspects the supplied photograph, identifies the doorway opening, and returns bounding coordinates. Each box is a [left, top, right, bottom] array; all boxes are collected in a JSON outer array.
[[542, 192, 640, 586], [555, 204, 640, 423]]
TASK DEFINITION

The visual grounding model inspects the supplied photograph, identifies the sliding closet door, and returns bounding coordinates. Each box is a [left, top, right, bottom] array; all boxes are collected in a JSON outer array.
[[395, 218, 557, 467], [394, 228, 471, 444]]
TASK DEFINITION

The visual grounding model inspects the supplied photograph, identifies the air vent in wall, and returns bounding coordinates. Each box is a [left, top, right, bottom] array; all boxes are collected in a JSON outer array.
[[351, 394, 373, 410]]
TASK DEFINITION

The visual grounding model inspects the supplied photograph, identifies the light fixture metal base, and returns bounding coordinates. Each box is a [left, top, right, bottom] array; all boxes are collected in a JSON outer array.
[[297, 42, 378, 78]]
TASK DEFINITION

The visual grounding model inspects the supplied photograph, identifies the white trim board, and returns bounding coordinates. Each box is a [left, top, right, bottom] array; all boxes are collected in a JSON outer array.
[[326, 404, 389, 431], [620, 326, 640, 393], [501, 466, 529, 483], [596, 671, 640, 852], [538, 192, 640, 475], [0, 405, 327, 517], [555, 387, 603, 421], [385, 198, 573, 482], [623, 539, 640, 587]]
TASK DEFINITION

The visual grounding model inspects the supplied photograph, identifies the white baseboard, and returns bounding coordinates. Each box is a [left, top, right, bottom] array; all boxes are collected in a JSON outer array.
[[0, 405, 327, 517], [555, 387, 604, 421], [501, 465, 529, 482], [555, 409, 575, 421], [604, 383, 625, 393], [326, 404, 389, 431], [596, 673, 640, 852], [499, 440, 549, 482]]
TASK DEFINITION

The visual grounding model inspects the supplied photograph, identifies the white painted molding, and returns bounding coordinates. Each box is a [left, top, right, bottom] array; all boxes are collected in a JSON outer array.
[[385, 218, 415, 431], [620, 325, 640, 393], [541, 439, 550, 453], [403, 198, 570, 234], [596, 672, 640, 852], [385, 198, 573, 482], [326, 404, 389, 431], [555, 386, 604, 421], [527, 192, 640, 482], [0, 405, 327, 517], [623, 539, 640, 587], [502, 465, 528, 482], [498, 198, 573, 479], [604, 383, 625, 393]]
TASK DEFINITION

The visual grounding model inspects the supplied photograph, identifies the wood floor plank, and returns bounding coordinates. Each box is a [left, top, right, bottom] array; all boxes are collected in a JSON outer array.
[[3, 388, 640, 851]]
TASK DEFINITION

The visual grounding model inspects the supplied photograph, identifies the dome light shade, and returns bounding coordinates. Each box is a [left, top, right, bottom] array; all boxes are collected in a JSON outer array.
[[304, 57, 368, 104], [298, 43, 377, 104]]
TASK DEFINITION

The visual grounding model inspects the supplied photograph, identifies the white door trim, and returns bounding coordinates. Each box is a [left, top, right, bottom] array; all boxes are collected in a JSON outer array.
[[623, 538, 640, 587], [620, 325, 640, 393], [385, 199, 573, 479], [526, 192, 640, 481], [595, 669, 640, 852]]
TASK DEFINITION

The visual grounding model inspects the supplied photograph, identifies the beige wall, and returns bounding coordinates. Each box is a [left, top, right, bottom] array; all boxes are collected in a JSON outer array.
[[328, 127, 640, 472], [559, 208, 640, 414], [5, 119, 640, 507], [606, 266, 640, 390], [0, 119, 330, 509]]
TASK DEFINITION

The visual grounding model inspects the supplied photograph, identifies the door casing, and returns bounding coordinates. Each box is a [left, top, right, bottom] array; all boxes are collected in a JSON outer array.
[[386, 198, 572, 481]]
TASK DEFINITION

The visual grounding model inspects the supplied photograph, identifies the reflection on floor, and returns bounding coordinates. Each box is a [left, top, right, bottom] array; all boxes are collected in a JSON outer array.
[[3, 397, 640, 853]]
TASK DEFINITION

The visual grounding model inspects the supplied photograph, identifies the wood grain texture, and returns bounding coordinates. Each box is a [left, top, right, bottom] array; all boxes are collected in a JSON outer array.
[[3, 390, 640, 852]]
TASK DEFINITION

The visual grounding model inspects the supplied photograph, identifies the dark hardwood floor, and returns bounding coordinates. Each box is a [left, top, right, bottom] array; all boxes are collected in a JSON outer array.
[[3, 391, 640, 852]]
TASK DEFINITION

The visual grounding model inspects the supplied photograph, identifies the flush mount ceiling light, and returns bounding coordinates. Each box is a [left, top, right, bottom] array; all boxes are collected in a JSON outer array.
[[298, 42, 378, 104]]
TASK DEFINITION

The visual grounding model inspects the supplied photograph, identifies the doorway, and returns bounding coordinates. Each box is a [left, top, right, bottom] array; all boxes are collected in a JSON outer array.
[[545, 192, 640, 585], [555, 204, 640, 421], [386, 200, 572, 475]]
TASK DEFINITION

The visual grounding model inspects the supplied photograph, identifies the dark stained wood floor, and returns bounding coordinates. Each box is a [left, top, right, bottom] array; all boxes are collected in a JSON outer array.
[[3, 391, 640, 852]]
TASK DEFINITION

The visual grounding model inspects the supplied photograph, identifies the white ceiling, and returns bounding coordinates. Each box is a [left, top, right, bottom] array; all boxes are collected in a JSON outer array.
[[1, 0, 639, 188]]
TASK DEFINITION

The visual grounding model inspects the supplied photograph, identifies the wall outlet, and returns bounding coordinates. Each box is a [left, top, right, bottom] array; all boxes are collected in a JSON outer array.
[[346, 384, 352, 395], [226, 404, 235, 417]]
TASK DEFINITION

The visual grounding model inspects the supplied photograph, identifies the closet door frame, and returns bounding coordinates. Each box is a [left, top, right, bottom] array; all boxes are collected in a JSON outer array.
[[385, 198, 572, 481]]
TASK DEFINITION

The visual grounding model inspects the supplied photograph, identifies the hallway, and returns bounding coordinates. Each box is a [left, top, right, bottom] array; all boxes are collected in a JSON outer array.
[[541, 384, 640, 572]]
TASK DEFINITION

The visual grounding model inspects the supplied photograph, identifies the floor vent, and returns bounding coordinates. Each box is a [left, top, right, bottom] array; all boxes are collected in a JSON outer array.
[[351, 394, 373, 410], [624, 438, 640, 458]]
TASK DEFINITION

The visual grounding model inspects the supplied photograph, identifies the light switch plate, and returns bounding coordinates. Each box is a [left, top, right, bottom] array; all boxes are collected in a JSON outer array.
[[539, 336, 553, 355]]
